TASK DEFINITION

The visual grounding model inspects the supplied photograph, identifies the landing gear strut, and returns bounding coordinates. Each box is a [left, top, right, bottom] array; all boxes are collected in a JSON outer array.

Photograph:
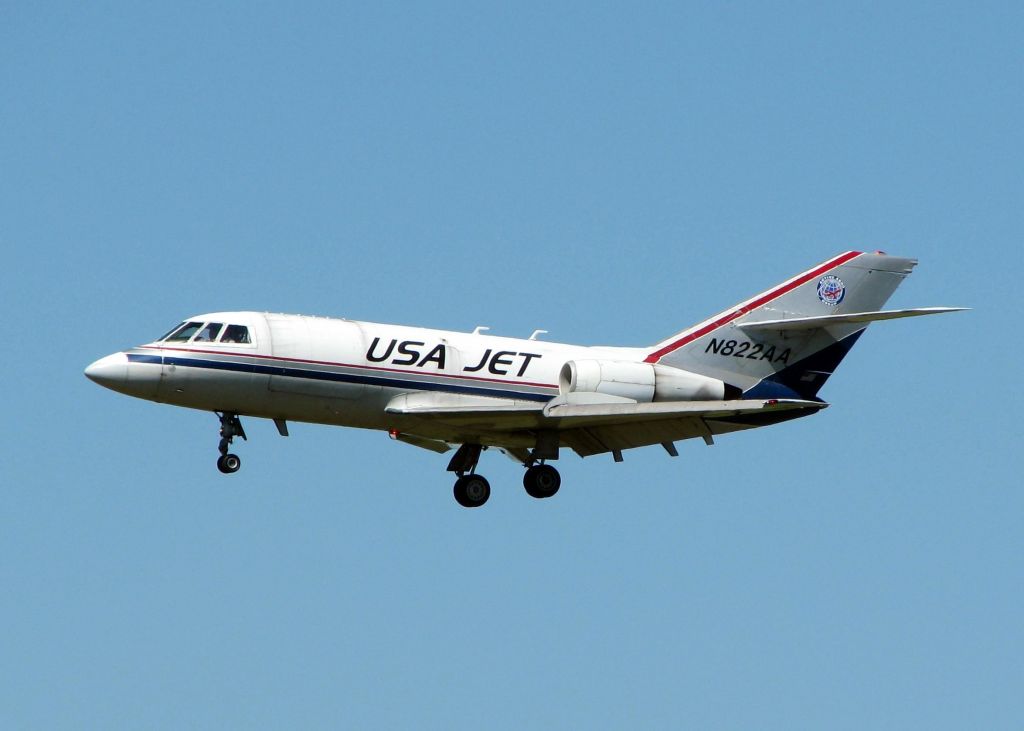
[[448, 444, 490, 508], [216, 412, 246, 474]]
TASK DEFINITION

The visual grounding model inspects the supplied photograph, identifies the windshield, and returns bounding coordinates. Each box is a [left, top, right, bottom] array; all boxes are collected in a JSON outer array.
[[156, 322, 185, 341], [156, 320, 252, 344], [194, 322, 224, 342], [164, 321, 204, 342]]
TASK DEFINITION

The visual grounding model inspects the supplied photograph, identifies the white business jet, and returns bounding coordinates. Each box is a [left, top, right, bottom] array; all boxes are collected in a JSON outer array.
[[85, 251, 963, 507]]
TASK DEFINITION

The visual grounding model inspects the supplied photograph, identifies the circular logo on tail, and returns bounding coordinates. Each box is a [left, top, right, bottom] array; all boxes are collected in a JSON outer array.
[[817, 275, 846, 306]]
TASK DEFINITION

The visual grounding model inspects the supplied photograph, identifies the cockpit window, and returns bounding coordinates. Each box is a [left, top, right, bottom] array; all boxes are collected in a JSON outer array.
[[164, 321, 204, 342], [220, 324, 251, 344], [157, 323, 186, 341], [194, 322, 224, 343]]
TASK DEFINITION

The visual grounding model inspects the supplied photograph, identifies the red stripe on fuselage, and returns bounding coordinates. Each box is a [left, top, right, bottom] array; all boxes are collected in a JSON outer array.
[[138, 345, 560, 390], [643, 251, 863, 363]]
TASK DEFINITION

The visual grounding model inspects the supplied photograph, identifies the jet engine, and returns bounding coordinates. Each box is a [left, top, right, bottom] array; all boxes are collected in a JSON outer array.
[[558, 360, 731, 402]]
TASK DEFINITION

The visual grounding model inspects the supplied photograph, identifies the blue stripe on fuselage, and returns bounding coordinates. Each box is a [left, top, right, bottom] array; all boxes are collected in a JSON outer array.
[[128, 352, 554, 402], [127, 354, 163, 365]]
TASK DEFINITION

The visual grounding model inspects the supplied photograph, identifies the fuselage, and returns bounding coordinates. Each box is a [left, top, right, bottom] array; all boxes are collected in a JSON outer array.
[[85, 311, 647, 441]]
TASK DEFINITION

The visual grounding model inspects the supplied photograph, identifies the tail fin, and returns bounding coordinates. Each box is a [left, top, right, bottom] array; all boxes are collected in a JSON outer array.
[[648, 252, 957, 400]]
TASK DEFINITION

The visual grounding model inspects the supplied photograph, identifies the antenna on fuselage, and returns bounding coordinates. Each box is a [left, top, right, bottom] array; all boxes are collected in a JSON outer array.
[[528, 329, 548, 341], [471, 326, 490, 335]]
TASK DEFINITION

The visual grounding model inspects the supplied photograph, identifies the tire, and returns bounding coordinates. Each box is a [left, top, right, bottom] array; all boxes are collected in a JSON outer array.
[[217, 453, 241, 474], [454, 474, 490, 508], [523, 464, 560, 499]]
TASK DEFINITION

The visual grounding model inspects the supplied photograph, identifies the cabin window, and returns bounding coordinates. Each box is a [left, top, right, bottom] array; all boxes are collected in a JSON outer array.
[[164, 321, 204, 342], [194, 322, 224, 342], [220, 324, 251, 344]]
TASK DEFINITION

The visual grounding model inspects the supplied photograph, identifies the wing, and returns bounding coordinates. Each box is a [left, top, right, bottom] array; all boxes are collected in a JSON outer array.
[[384, 392, 826, 459], [539, 397, 824, 456]]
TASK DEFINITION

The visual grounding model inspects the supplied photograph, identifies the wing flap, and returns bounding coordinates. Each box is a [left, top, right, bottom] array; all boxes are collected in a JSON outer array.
[[546, 398, 825, 456], [561, 419, 707, 457], [541, 398, 823, 426]]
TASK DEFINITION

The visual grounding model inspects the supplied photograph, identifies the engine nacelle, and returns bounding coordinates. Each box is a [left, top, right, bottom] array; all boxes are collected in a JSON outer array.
[[558, 360, 728, 402]]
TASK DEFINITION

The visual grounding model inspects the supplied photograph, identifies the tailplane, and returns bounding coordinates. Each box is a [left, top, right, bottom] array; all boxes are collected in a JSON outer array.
[[648, 252, 964, 400]]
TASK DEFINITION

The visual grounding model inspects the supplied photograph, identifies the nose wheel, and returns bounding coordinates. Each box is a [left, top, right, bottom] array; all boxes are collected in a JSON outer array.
[[215, 412, 246, 474], [217, 453, 241, 474]]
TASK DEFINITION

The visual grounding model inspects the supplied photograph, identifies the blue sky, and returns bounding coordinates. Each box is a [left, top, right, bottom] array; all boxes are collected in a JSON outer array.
[[2, 2, 1021, 728]]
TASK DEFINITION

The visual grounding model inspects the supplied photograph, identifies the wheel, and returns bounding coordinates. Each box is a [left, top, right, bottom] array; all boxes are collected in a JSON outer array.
[[453, 474, 490, 508], [524, 464, 560, 499], [217, 453, 241, 474]]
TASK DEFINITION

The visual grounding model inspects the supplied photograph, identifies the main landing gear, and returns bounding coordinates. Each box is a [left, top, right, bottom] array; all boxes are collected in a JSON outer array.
[[446, 444, 562, 507], [523, 463, 561, 499], [453, 474, 491, 508], [216, 412, 246, 474], [448, 444, 490, 508]]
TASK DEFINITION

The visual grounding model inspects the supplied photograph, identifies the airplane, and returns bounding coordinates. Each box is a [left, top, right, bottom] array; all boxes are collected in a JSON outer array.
[[85, 251, 964, 507]]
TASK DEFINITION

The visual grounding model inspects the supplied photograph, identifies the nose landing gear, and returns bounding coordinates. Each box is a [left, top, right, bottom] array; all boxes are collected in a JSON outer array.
[[217, 453, 241, 474], [216, 412, 246, 474]]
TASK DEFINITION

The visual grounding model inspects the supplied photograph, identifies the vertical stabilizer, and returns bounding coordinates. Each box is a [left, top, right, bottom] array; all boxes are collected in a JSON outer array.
[[647, 252, 918, 399]]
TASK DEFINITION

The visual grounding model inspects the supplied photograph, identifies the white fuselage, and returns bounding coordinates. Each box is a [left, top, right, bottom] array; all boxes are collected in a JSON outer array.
[[87, 311, 647, 444]]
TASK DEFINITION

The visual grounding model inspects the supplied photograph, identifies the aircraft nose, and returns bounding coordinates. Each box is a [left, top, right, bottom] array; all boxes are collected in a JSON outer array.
[[84, 352, 128, 390]]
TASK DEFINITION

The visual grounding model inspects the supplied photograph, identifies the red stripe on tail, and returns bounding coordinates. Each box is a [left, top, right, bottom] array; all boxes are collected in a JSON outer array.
[[644, 251, 863, 363]]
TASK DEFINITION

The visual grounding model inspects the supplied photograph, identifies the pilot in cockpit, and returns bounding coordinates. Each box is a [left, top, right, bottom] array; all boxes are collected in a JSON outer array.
[[194, 323, 222, 342], [221, 324, 249, 343]]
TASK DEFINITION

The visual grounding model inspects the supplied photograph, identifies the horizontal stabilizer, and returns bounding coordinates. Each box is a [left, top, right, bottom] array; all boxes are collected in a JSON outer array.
[[736, 307, 967, 332]]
